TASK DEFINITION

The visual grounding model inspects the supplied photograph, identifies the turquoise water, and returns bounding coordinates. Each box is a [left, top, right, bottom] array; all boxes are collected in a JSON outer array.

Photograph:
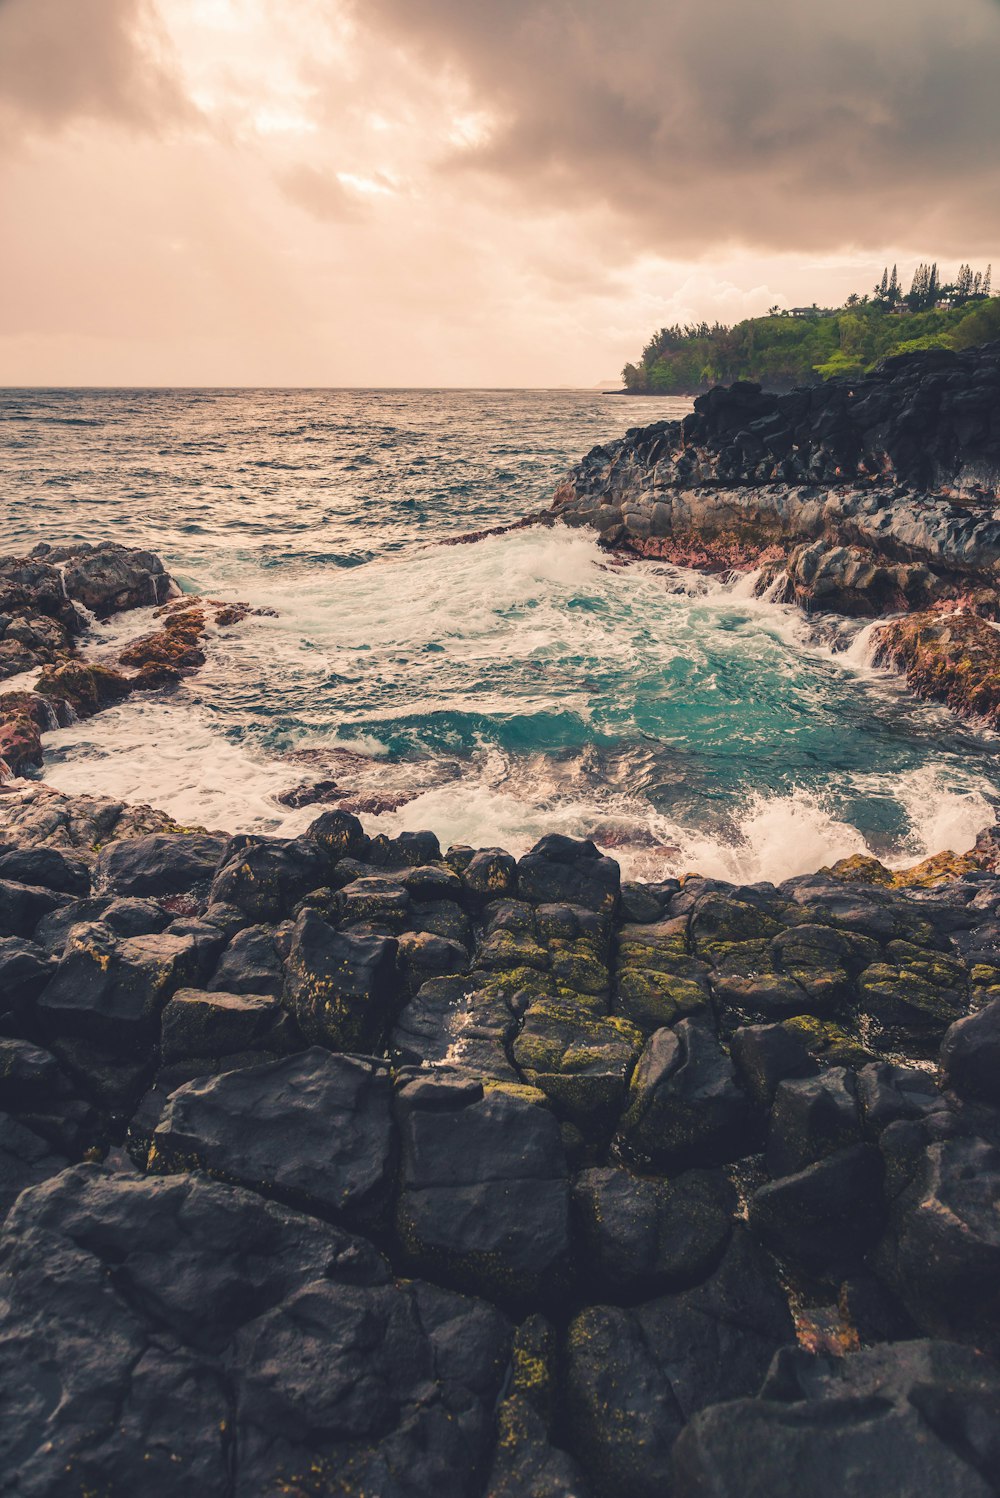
[[2, 386, 998, 881]]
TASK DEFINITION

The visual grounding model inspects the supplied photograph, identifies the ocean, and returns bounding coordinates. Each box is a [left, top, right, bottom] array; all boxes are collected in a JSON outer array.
[[2, 385, 998, 882]]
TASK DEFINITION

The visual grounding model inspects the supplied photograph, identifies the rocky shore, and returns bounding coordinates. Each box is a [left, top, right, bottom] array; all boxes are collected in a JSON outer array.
[[1, 785, 999, 1495], [3, 360, 1000, 1494], [553, 343, 1000, 725]]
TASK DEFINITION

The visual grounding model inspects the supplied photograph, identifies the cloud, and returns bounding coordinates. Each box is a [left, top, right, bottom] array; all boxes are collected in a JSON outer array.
[[349, 0, 1000, 257], [0, 0, 187, 136], [276, 161, 365, 221]]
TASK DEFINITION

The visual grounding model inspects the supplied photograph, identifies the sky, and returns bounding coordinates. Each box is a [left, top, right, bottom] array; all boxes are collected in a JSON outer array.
[[1, 0, 999, 387]]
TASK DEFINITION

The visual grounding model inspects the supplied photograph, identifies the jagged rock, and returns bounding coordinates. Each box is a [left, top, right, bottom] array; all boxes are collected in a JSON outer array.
[[0, 783, 204, 863], [305, 806, 371, 865], [0, 936, 53, 1020], [0, 1112, 68, 1220], [856, 1060, 947, 1135], [672, 1340, 1000, 1498], [336, 874, 413, 932], [564, 1228, 794, 1498], [749, 1143, 885, 1281], [0, 843, 89, 896], [940, 997, 1000, 1105], [462, 848, 518, 902], [283, 908, 398, 1052], [94, 832, 227, 898], [209, 835, 326, 922], [0, 1165, 512, 1497], [621, 1019, 751, 1168], [517, 835, 619, 915], [397, 929, 469, 992], [765, 1067, 861, 1177], [856, 945, 968, 1053], [876, 1133, 1000, 1353], [152, 1048, 395, 1225], [159, 988, 295, 1063], [572, 1164, 734, 1295], [394, 1067, 570, 1301], [208, 921, 286, 996], [37, 923, 209, 1052], [729, 1022, 818, 1109], [34, 894, 170, 954]]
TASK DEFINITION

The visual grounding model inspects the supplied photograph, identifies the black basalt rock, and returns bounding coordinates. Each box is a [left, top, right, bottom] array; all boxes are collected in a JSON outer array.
[[151, 1047, 396, 1226], [94, 832, 229, 899], [283, 907, 399, 1052], [621, 1019, 751, 1169], [672, 1339, 1000, 1498]]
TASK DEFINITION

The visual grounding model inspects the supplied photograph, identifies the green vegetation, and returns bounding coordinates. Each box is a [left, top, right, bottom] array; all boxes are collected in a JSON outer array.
[[623, 262, 999, 394]]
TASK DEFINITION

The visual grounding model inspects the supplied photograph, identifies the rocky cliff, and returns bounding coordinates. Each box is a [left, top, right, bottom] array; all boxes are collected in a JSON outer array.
[[554, 343, 1000, 616]]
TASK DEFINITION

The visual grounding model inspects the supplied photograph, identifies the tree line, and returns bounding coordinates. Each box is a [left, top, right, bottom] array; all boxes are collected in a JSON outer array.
[[622, 262, 999, 394]]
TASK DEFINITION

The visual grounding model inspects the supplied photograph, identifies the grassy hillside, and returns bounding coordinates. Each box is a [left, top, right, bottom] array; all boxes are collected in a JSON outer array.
[[623, 292, 1000, 395]]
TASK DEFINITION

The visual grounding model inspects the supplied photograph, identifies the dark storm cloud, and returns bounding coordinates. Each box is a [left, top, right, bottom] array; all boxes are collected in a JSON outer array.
[[0, 0, 186, 137], [351, 0, 1000, 255]]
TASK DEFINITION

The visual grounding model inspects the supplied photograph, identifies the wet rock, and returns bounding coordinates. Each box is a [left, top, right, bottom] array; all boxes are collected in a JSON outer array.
[[283, 908, 398, 1052], [876, 1134, 1000, 1353], [0, 783, 207, 864], [673, 1339, 1000, 1498], [397, 929, 469, 992], [209, 835, 326, 922], [305, 806, 372, 864], [207, 921, 285, 996], [872, 609, 1000, 728], [94, 832, 228, 898], [394, 1066, 570, 1301], [391, 972, 522, 1081], [0, 936, 53, 1022], [517, 835, 620, 915], [54, 541, 171, 615], [940, 997, 1000, 1105], [462, 848, 518, 903], [0, 842, 89, 896], [856, 1060, 947, 1136], [35, 659, 133, 718], [487, 1394, 590, 1498], [620, 881, 666, 924], [37, 923, 208, 1053], [729, 1022, 818, 1109], [621, 1019, 751, 1168], [615, 919, 712, 1032], [565, 1228, 794, 1498], [0, 1112, 69, 1220], [765, 1067, 861, 1177], [152, 1048, 395, 1225], [160, 988, 295, 1064], [512, 998, 644, 1128], [749, 1143, 885, 1281], [572, 1164, 735, 1296], [0, 876, 69, 939], [0, 1164, 512, 1497], [857, 952, 968, 1053]]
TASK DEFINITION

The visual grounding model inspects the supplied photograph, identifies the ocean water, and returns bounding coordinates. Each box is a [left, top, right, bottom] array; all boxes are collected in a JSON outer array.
[[2, 386, 999, 883]]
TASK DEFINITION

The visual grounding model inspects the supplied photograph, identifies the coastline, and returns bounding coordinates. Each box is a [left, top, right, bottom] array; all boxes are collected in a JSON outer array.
[[3, 359, 1000, 1492]]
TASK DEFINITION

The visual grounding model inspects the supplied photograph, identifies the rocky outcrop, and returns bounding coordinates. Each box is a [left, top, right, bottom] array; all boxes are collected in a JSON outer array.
[[869, 608, 1000, 725], [2, 802, 1000, 1492], [552, 344, 1000, 617]]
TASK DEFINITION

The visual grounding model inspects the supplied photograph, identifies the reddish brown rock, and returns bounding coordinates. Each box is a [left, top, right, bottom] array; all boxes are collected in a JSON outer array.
[[870, 609, 1000, 727]]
